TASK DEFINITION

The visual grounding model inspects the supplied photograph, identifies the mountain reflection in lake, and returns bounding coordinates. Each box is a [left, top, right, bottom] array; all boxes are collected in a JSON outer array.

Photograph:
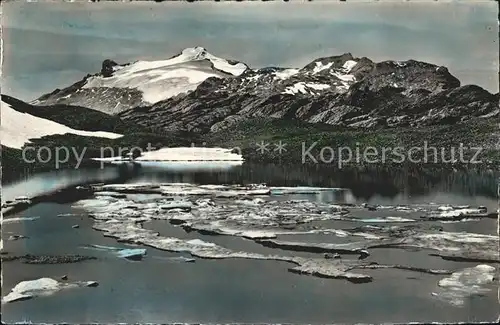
[[120, 163, 499, 201], [3, 163, 499, 203]]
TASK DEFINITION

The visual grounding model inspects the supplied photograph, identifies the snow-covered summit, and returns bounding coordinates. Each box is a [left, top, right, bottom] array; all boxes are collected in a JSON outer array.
[[172, 47, 248, 76], [82, 47, 248, 105]]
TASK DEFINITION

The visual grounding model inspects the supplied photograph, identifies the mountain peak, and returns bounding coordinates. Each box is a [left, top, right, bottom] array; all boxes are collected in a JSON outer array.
[[34, 50, 497, 128]]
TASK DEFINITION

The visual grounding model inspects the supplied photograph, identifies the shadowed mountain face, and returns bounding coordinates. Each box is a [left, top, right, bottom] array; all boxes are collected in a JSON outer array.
[[34, 47, 498, 133]]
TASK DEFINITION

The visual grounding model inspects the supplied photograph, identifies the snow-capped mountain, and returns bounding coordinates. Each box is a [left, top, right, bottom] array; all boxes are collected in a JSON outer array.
[[34, 47, 499, 132], [35, 47, 248, 114], [1, 98, 123, 149]]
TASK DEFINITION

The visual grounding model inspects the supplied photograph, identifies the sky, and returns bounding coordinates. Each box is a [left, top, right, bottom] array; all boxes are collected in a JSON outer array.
[[2, 0, 498, 101]]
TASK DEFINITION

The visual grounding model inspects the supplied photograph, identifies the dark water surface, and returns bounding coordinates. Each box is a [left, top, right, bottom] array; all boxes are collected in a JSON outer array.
[[2, 164, 499, 323]]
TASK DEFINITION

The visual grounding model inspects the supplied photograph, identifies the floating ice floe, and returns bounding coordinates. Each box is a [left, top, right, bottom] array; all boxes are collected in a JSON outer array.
[[376, 229, 499, 263], [2, 278, 97, 304], [257, 238, 371, 256], [116, 248, 147, 260], [181, 221, 355, 240], [432, 264, 496, 306], [94, 191, 128, 198], [77, 186, 500, 265], [73, 188, 460, 282], [91, 219, 379, 282], [83, 244, 146, 260]]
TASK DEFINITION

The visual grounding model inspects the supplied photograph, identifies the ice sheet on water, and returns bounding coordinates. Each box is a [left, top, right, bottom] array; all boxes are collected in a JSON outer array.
[[2, 278, 97, 304], [82, 244, 147, 260], [75, 184, 499, 280]]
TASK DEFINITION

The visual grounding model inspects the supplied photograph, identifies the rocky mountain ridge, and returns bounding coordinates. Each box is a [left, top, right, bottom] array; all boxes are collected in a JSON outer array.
[[34, 47, 499, 133]]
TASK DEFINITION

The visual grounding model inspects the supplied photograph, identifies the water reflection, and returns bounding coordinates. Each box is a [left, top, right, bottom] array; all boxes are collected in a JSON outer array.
[[128, 163, 499, 200], [2, 167, 121, 202], [2, 163, 499, 203]]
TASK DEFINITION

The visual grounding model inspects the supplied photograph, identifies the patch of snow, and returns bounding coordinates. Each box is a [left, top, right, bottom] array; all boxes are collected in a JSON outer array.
[[342, 60, 358, 73], [282, 82, 330, 95], [246, 74, 261, 81], [306, 83, 331, 90], [273, 68, 299, 80], [83, 47, 247, 104], [283, 82, 309, 95], [312, 62, 333, 74], [1, 100, 122, 149], [209, 58, 247, 77]]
